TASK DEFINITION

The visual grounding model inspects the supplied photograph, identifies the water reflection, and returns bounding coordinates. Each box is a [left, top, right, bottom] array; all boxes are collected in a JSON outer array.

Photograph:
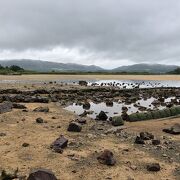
[[64, 97, 178, 119]]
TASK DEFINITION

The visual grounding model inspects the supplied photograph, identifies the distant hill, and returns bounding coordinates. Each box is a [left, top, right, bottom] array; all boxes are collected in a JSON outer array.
[[112, 64, 179, 73], [0, 59, 105, 72], [0, 60, 178, 73]]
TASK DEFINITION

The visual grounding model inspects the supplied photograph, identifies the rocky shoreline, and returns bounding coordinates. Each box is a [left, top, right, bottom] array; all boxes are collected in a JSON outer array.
[[0, 83, 180, 179]]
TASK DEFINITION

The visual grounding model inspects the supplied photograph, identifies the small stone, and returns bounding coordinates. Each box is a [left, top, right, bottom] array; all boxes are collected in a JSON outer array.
[[147, 163, 161, 172], [134, 136, 145, 144], [0, 132, 6, 137], [130, 165, 137, 171], [77, 119, 86, 124], [22, 143, 30, 147], [140, 132, 154, 140], [162, 154, 168, 157], [67, 122, 82, 132], [97, 150, 116, 166], [96, 111, 108, 121], [50, 135, 68, 153], [36, 117, 44, 124], [152, 139, 161, 145], [33, 107, 49, 112]]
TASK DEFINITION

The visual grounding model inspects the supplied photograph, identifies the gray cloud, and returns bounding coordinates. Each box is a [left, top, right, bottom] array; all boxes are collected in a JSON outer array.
[[0, 0, 180, 67]]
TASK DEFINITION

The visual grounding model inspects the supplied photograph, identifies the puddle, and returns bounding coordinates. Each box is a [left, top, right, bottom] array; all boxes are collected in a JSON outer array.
[[64, 97, 179, 119]]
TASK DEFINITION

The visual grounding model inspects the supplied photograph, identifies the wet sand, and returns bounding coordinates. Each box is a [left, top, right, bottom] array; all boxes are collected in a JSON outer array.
[[0, 74, 180, 81]]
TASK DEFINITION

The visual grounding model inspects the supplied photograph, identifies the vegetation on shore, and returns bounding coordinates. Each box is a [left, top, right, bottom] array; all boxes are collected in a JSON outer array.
[[0, 65, 35, 75], [168, 67, 180, 74]]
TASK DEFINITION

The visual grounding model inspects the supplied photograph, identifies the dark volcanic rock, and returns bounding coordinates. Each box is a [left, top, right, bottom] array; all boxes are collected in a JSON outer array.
[[50, 135, 68, 153], [22, 143, 30, 147], [0, 101, 13, 114], [33, 107, 49, 112], [27, 169, 57, 180], [67, 122, 82, 132], [106, 101, 113, 107], [147, 163, 161, 172], [12, 103, 27, 109], [152, 139, 161, 145], [163, 123, 180, 135], [97, 150, 116, 166], [140, 132, 154, 140], [96, 111, 108, 121], [134, 136, 145, 144], [79, 81, 88, 86], [82, 102, 91, 110], [76, 118, 86, 124], [0, 132, 6, 137], [36, 117, 44, 124]]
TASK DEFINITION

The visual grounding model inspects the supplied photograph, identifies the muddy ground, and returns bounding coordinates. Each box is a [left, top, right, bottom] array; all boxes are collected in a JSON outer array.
[[0, 79, 180, 180]]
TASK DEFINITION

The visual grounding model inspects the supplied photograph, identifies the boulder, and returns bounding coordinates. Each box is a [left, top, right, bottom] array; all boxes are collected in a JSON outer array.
[[67, 122, 82, 132], [97, 150, 116, 166], [27, 169, 57, 180]]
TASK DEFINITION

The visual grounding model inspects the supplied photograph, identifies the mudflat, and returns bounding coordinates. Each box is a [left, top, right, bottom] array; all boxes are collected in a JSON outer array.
[[0, 74, 180, 81]]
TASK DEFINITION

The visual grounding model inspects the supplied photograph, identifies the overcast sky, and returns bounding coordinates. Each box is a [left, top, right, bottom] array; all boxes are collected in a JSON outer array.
[[0, 0, 180, 68]]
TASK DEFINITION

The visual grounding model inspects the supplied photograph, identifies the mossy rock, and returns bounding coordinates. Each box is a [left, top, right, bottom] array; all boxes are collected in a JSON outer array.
[[169, 107, 179, 116], [129, 113, 139, 122], [144, 112, 153, 120], [128, 106, 180, 122], [137, 113, 147, 121], [174, 106, 180, 114], [158, 109, 167, 118], [163, 108, 171, 117], [151, 111, 161, 119], [112, 116, 124, 126]]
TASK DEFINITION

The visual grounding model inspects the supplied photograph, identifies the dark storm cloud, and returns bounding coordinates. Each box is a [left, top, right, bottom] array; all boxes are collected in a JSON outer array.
[[0, 0, 180, 66]]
